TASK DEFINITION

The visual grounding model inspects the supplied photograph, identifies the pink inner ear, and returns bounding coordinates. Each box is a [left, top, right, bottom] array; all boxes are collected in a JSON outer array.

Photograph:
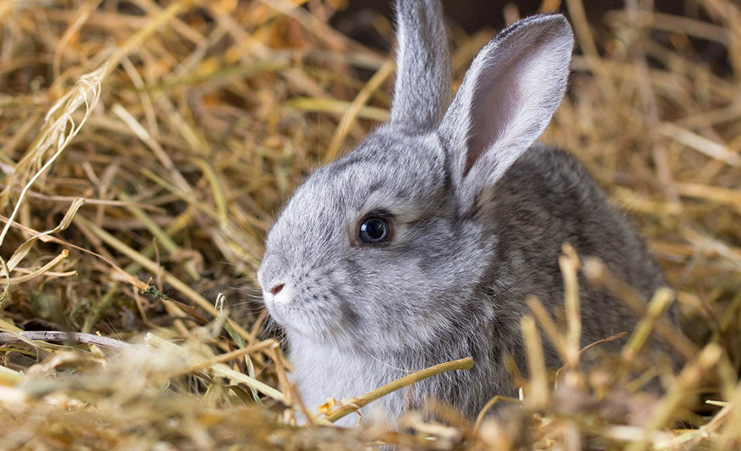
[[438, 14, 574, 205], [463, 46, 535, 175]]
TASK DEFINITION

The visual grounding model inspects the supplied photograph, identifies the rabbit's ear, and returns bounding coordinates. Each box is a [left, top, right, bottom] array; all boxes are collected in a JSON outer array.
[[438, 14, 574, 211], [390, 0, 452, 132]]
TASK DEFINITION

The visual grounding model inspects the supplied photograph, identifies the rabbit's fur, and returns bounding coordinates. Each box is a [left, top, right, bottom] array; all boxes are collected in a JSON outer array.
[[257, 0, 676, 425]]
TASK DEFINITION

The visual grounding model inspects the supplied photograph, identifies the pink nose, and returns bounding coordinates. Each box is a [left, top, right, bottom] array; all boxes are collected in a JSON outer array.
[[271, 283, 285, 296]]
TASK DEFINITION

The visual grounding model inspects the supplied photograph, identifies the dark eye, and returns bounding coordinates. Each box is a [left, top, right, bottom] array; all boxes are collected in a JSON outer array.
[[359, 217, 391, 244]]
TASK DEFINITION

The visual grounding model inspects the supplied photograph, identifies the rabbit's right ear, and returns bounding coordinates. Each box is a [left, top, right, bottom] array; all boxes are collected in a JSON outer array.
[[390, 0, 452, 133], [438, 15, 574, 213]]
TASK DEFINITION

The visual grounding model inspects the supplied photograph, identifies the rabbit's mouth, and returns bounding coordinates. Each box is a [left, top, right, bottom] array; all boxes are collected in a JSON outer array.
[[262, 292, 344, 342]]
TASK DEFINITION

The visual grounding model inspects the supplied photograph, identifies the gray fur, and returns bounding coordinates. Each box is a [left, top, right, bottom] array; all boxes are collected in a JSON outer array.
[[256, 1, 676, 426], [390, 0, 451, 131]]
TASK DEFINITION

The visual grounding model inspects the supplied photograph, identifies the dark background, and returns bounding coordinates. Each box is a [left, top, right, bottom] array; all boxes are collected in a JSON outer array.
[[331, 1, 697, 48], [334, 0, 688, 30]]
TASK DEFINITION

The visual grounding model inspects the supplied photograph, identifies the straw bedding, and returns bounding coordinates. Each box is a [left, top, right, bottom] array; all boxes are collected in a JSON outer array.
[[0, 0, 739, 448]]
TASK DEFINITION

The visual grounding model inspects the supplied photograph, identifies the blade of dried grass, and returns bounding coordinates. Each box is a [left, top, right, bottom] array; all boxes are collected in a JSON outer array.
[[194, 159, 228, 226], [203, 4, 330, 101], [112, 104, 192, 194], [659, 123, 741, 168], [626, 344, 723, 451], [0, 331, 130, 350], [144, 333, 285, 402], [666, 394, 739, 447], [2, 198, 83, 275], [325, 357, 474, 423], [472, 395, 520, 433], [676, 182, 741, 208], [0, 111, 43, 171], [138, 168, 263, 269], [605, 10, 729, 44], [119, 55, 160, 140], [256, 0, 378, 55], [74, 215, 254, 342], [559, 243, 582, 372], [153, 96, 208, 157], [154, 61, 290, 92], [52, 0, 102, 82], [0, 364, 23, 385], [0, 212, 160, 298], [284, 97, 391, 122], [565, 0, 616, 98], [625, 0, 679, 203], [5, 250, 71, 285], [96, 2, 182, 81], [527, 296, 568, 363], [117, 194, 179, 254], [83, 208, 200, 333], [682, 228, 741, 269], [129, 0, 204, 45], [269, 346, 291, 404], [181, 339, 278, 374], [583, 258, 699, 361], [622, 287, 675, 360], [700, 0, 741, 77], [717, 291, 741, 338], [1, 199, 83, 300], [139, 169, 221, 223], [20, 191, 164, 212], [118, 192, 200, 282], [0, 61, 103, 247], [324, 59, 395, 163], [520, 315, 549, 410]]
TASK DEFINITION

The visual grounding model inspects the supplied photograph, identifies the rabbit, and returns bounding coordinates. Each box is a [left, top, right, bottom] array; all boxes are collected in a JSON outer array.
[[256, 0, 677, 426]]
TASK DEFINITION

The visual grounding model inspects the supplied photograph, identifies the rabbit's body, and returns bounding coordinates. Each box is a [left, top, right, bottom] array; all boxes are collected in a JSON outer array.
[[281, 142, 668, 425], [486, 145, 669, 331], [257, 0, 676, 425]]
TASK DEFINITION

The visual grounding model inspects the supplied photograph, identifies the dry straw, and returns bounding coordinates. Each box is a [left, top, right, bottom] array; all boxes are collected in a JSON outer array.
[[0, 0, 739, 449]]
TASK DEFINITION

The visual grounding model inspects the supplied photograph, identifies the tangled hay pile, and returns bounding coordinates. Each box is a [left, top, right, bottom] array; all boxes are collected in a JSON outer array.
[[0, 0, 739, 448]]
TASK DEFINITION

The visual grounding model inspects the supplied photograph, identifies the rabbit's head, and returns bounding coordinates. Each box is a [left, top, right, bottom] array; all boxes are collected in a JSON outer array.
[[257, 1, 574, 354]]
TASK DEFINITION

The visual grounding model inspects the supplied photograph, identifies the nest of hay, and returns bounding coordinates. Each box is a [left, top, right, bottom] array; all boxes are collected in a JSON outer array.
[[0, 0, 739, 449]]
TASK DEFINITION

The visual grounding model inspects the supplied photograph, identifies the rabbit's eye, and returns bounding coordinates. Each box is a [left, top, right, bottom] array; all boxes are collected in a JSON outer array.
[[359, 217, 391, 244]]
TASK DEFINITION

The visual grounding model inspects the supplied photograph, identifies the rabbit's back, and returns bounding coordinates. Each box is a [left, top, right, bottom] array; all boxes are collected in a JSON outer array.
[[483, 143, 674, 354]]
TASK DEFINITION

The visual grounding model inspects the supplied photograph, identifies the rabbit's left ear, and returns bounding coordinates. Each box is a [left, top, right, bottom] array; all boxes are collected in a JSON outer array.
[[438, 14, 574, 212]]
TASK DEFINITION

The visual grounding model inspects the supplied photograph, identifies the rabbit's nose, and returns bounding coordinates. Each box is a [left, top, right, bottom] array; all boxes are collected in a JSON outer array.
[[270, 283, 285, 296], [266, 282, 291, 305]]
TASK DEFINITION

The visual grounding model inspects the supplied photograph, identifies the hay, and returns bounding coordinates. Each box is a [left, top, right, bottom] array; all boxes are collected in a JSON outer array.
[[0, 0, 739, 449]]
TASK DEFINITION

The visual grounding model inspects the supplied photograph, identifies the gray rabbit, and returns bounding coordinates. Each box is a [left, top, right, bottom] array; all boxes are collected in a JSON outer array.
[[257, 0, 675, 425]]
